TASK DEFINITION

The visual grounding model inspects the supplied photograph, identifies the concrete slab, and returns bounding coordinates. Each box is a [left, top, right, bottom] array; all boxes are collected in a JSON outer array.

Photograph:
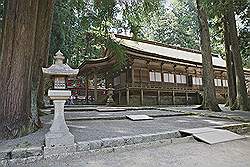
[[179, 127, 216, 134], [126, 115, 154, 121], [193, 129, 245, 144]]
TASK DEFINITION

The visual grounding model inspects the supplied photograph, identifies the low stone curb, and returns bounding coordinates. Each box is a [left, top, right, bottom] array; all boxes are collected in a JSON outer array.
[[47, 106, 159, 112], [0, 147, 43, 161], [0, 130, 182, 163], [215, 123, 250, 135], [76, 131, 181, 152], [0, 136, 195, 166], [66, 116, 126, 121], [149, 113, 194, 118], [160, 108, 250, 123], [65, 113, 191, 121], [190, 112, 249, 123]]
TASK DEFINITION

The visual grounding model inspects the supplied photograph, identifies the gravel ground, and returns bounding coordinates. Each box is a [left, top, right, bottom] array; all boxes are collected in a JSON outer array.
[[68, 116, 238, 142], [12, 137, 250, 167], [0, 115, 239, 151]]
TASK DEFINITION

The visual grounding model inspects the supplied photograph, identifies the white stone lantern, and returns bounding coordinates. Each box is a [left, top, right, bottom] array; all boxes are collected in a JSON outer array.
[[106, 83, 115, 106], [42, 50, 79, 155]]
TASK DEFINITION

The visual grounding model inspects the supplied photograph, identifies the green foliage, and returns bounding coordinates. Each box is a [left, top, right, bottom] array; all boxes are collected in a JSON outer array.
[[238, 2, 250, 68], [151, 0, 200, 50], [208, 16, 225, 57], [49, 0, 162, 68], [49, 0, 249, 68], [49, 0, 125, 67], [203, 0, 250, 66], [49, 0, 89, 67], [121, 0, 161, 40]]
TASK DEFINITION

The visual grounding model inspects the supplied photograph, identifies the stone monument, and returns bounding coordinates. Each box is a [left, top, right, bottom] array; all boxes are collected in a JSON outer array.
[[42, 50, 79, 156]]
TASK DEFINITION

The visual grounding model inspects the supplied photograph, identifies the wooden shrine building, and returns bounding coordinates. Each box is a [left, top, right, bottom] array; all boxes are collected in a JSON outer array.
[[78, 35, 250, 106]]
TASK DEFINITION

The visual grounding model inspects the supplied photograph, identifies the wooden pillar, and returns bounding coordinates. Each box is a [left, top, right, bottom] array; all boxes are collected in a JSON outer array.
[[126, 67, 129, 87], [197, 92, 200, 104], [126, 88, 130, 105], [118, 91, 121, 105], [140, 68, 142, 86], [161, 62, 164, 84], [186, 92, 188, 105], [173, 64, 177, 86], [94, 70, 98, 103], [85, 75, 89, 104], [105, 72, 108, 88], [131, 67, 135, 87], [172, 91, 175, 105], [140, 89, 144, 105], [185, 66, 188, 87], [157, 90, 161, 105]]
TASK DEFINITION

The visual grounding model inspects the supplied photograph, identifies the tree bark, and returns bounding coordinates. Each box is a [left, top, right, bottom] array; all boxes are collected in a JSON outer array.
[[31, 0, 55, 127], [227, 3, 249, 111], [196, 0, 221, 112], [222, 15, 237, 110], [0, 0, 39, 139]]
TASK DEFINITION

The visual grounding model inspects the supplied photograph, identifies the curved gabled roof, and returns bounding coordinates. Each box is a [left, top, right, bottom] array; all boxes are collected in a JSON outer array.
[[78, 34, 250, 75], [115, 36, 226, 68]]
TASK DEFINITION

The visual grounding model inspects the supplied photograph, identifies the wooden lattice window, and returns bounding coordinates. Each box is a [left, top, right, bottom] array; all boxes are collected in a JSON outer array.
[[149, 71, 162, 82], [163, 73, 174, 83], [192, 77, 202, 85], [176, 74, 187, 84]]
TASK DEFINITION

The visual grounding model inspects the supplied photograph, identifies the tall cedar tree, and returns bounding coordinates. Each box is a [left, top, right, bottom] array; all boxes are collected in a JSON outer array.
[[196, 0, 221, 112], [226, 1, 249, 111], [222, 12, 237, 110], [0, 0, 54, 139], [31, 0, 55, 127]]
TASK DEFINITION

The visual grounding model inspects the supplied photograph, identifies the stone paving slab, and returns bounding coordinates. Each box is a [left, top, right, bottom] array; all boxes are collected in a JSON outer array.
[[97, 108, 126, 112], [126, 115, 154, 121], [193, 129, 245, 144]]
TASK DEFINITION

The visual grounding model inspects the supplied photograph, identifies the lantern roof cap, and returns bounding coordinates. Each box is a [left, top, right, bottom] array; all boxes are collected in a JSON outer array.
[[42, 50, 79, 76]]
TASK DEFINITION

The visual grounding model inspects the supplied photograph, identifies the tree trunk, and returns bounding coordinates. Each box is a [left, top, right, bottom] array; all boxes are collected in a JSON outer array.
[[196, 0, 221, 112], [222, 15, 237, 110], [0, 0, 39, 139], [227, 2, 249, 111], [0, 0, 7, 62], [31, 0, 55, 127]]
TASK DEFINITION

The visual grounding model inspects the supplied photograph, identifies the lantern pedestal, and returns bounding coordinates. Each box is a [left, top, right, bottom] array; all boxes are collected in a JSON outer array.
[[44, 90, 76, 156]]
